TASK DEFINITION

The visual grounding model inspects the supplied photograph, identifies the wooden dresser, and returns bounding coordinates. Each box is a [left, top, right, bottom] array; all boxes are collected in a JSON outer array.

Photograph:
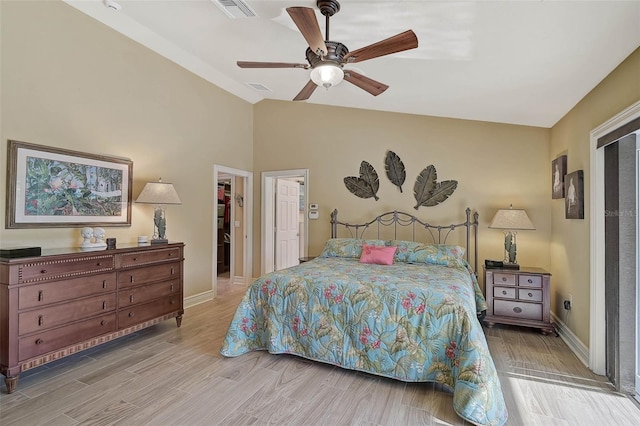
[[484, 266, 554, 335], [0, 242, 184, 393]]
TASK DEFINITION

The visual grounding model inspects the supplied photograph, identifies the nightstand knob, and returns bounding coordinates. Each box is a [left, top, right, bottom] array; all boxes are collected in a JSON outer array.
[[527, 279, 533, 284], [528, 292, 533, 297], [502, 277, 507, 282], [502, 290, 507, 295], [513, 307, 523, 314], [35, 339, 43, 345]]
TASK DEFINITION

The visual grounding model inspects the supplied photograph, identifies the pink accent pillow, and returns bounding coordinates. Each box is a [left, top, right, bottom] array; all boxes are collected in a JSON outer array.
[[359, 243, 397, 265]]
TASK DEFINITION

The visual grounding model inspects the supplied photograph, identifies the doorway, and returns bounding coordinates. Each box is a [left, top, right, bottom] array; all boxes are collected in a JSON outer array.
[[589, 100, 640, 400], [213, 165, 252, 297], [261, 169, 309, 275]]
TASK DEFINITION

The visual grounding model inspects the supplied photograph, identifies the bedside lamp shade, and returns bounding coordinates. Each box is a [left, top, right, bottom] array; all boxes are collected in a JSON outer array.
[[136, 178, 181, 244], [489, 205, 535, 268]]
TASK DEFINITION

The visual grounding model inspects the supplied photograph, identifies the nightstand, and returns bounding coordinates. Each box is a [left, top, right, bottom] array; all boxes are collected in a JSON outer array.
[[484, 266, 554, 335]]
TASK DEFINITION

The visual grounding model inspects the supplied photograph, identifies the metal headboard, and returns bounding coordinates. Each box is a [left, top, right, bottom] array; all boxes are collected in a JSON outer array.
[[330, 208, 479, 273]]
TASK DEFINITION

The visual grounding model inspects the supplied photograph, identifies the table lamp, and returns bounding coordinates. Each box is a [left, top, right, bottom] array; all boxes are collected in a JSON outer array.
[[135, 178, 181, 244], [488, 205, 535, 269]]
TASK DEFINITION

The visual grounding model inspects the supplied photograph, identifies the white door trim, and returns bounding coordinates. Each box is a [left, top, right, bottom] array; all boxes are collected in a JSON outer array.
[[261, 169, 309, 276], [213, 165, 253, 297], [589, 99, 640, 375]]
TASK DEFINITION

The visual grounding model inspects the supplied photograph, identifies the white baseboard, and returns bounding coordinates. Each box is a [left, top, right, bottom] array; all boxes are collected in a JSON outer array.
[[552, 312, 589, 367], [232, 275, 246, 286], [184, 290, 214, 309]]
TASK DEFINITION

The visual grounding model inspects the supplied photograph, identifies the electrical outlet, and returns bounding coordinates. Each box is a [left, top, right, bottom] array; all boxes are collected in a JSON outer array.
[[563, 299, 572, 310]]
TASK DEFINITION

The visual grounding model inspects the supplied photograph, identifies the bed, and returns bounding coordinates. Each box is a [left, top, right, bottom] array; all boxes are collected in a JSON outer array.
[[221, 209, 507, 426]]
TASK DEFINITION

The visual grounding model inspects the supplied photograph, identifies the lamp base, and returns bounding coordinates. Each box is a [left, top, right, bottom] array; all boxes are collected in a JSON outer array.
[[150, 239, 168, 245], [502, 262, 520, 270]]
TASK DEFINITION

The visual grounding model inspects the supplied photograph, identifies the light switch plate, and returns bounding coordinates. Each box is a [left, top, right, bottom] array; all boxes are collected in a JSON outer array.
[[309, 203, 319, 210]]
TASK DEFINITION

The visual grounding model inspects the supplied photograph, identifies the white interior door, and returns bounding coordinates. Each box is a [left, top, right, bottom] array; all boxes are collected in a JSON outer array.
[[275, 179, 300, 270], [636, 138, 640, 402]]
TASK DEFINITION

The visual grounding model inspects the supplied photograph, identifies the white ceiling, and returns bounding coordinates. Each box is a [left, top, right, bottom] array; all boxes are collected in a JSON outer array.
[[64, 0, 640, 128]]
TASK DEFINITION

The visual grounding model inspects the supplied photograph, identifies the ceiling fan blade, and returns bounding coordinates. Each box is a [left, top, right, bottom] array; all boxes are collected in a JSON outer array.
[[237, 61, 308, 69], [343, 30, 418, 64], [344, 70, 389, 96], [293, 80, 318, 101], [287, 7, 327, 56]]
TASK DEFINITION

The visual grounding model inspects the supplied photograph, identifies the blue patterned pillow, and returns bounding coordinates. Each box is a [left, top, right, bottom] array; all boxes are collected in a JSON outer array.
[[388, 240, 465, 266], [319, 238, 387, 259]]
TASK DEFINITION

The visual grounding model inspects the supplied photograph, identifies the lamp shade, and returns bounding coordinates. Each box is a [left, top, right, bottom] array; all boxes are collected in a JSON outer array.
[[135, 178, 181, 205], [310, 63, 344, 89], [489, 206, 535, 230]]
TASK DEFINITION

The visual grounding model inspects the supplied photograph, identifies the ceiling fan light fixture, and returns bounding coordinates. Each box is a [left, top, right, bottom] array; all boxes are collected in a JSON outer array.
[[310, 63, 344, 89]]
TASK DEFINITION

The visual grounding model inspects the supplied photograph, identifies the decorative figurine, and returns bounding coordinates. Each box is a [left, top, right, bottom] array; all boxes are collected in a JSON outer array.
[[80, 227, 107, 249]]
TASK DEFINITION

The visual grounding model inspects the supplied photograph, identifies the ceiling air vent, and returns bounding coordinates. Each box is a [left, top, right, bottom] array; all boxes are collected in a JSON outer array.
[[246, 82, 271, 92], [212, 0, 256, 19]]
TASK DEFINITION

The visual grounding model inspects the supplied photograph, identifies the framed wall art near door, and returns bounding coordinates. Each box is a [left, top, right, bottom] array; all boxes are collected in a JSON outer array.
[[551, 154, 567, 199], [564, 169, 584, 219], [6, 140, 133, 228]]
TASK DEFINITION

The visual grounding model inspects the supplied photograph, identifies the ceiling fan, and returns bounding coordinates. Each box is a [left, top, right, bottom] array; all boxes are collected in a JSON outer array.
[[237, 0, 418, 101]]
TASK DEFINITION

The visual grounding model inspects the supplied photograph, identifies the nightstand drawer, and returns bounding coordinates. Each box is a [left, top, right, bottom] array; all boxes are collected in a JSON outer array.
[[518, 274, 542, 288], [494, 286, 516, 299], [494, 300, 542, 321], [518, 288, 542, 302], [493, 273, 516, 285]]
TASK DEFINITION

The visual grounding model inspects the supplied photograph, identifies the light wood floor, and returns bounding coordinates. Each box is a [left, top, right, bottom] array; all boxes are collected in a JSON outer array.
[[2, 279, 639, 426]]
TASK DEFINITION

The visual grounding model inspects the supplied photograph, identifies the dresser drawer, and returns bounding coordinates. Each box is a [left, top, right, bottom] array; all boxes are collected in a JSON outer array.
[[518, 288, 543, 302], [494, 300, 542, 321], [493, 273, 516, 285], [19, 272, 117, 309], [118, 296, 181, 329], [19, 313, 116, 361], [494, 286, 516, 299], [118, 262, 180, 288], [119, 248, 181, 268], [19, 293, 117, 335], [518, 274, 542, 288], [17, 255, 114, 283], [118, 280, 180, 308]]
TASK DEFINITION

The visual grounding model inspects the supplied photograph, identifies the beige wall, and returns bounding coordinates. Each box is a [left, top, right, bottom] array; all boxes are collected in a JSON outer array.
[[253, 101, 551, 283], [549, 47, 640, 346], [0, 1, 254, 298]]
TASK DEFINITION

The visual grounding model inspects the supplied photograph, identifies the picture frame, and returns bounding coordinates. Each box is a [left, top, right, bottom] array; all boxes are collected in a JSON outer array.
[[6, 140, 132, 228], [564, 170, 584, 219], [551, 155, 567, 199]]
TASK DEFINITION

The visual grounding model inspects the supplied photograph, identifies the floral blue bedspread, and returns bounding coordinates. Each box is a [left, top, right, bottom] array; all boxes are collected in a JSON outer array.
[[221, 241, 507, 426]]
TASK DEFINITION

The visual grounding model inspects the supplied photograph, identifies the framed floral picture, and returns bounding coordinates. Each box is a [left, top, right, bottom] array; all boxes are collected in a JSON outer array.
[[564, 170, 584, 219], [6, 140, 132, 228], [551, 155, 567, 199]]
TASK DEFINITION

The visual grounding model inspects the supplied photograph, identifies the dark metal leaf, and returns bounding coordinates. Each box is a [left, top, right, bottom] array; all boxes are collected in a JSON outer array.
[[358, 161, 380, 200], [424, 180, 458, 207], [413, 165, 437, 209], [384, 150, 406, 193], [344, 176, 378, 201]]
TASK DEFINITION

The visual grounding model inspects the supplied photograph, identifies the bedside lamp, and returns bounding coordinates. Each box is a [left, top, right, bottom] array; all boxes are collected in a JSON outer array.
[[489, 205, 535, 269], [136, 178, 181, 244]]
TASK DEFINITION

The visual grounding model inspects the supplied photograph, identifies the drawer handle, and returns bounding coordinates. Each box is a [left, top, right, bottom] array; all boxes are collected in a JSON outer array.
[[171, 267, 175, 275], [38, 290, 44, 302], [38, 315, 44, 326], [170, 299, 176, 305], [128, 312, 134, 317], [132, 257, 137, 261], [100, 320, 107, 326], [513, 307, 523, 314], [502, 290, 507, 295], [97, 262, 101, 266], [35, 339, 44, 345], [129, 295, 134, 303], [102, 301, 107, 310], [103, 280, 107, 289], [170, 283, 174, 292], [130, 275, 134, 283], [40, 269, 47, 274], [501, 277, 507, 282], [527, 279, 533, 284], [528, 292, 533, 297], [168, 253, 173, 257]]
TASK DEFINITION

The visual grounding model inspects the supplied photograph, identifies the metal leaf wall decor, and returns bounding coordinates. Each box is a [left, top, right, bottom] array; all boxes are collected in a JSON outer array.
[[384, 150, 406, 193], [343, 161, 380, 201], [413, 165, 458, 209]]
